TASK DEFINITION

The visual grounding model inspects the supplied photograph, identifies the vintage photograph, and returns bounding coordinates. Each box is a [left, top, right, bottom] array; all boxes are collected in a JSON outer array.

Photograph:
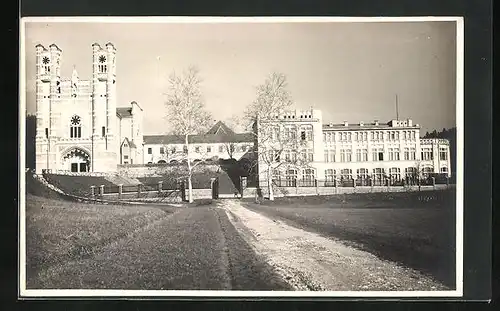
[[20, 17, 463, 297]]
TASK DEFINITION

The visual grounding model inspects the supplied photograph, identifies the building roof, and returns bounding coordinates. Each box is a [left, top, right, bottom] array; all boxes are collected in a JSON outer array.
[[122, 137, 137, 148], [130, 101, 143, 111], [206, 121, 236, 135], [116, 107, 132, 118], [48, 43, 62, 52], [143, 132, 254, 145]]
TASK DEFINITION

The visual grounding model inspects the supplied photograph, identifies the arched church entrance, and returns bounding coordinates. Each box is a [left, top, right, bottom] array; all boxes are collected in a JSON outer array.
[[62, 147, 91, 173]]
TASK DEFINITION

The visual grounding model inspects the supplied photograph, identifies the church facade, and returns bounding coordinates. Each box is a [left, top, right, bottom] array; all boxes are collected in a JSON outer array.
[[34, 43, 143, 174]]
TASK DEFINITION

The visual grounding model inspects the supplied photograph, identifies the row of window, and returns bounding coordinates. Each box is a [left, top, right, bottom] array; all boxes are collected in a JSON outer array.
[[270, 125, 314, 141], [41, 64, 108, 74], [273, 166, 448, 182], [323, 148, 419, 163], [263, 146, 448, 164], [323, 130, 418, 143], [421, 148, 449, 161], [98, 64, 108, 73], [41, 125, 106, 139], [275, 114, 313, 119], [147, 144, 252, 155], [68, 126, 106, 138], [267, 149, 314, 163], [39, 93, 110, 98]]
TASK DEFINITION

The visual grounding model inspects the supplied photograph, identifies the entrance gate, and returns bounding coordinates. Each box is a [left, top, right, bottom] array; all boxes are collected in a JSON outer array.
[[62, 147, 90, 173]]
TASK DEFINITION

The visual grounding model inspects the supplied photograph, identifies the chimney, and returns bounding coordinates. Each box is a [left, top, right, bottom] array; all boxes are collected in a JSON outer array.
[[343, 121, 348, 127], [374, 120, 379, 126], [407, 118, 413, 126], [360, 121, 364, 126]]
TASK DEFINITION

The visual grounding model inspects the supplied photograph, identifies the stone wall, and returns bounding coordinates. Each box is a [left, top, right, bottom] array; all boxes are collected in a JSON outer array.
[[258, 184, 453, 198], [117, 163, 221, 178], [101, 188, 213, 201]]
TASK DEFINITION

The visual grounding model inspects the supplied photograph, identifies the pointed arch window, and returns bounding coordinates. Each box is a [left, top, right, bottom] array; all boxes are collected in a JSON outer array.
[[70, 115, 82, 138], [98, 55, 108, 73], [42, 56, 50, 74]]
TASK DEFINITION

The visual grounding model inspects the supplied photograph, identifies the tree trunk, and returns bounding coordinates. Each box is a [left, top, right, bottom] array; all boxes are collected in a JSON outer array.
[[185, 134, 193, 203], [267, 168, 274, 201], [188, 173, 193, 203]]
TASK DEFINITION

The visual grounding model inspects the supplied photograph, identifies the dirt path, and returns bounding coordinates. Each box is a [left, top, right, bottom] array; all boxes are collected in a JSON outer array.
[[218, 199, 448, 291]]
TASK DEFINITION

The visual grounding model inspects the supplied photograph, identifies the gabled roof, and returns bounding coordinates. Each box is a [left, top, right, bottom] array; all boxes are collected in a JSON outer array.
[[206, 121, 235, 135], [121, 137, 137, 148], [143, 132, 254, 145], [116, 107, 132, 118]]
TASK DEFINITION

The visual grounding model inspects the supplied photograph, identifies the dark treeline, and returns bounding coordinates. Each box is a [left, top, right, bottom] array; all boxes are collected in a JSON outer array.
[[423, 127, 457, 174], [26, 114, 36, 170]]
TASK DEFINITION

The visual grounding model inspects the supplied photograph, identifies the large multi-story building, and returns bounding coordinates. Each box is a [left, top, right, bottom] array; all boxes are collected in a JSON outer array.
[[256, 108, 451, 187], [34, 43, 143, 174]]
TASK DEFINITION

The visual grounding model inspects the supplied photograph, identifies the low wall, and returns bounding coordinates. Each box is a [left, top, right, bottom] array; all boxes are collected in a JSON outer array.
[[100, 188, 214, 201], [257, 184, 453, 198], [117, 163, 221, 178], [43, 169, 110, 177]]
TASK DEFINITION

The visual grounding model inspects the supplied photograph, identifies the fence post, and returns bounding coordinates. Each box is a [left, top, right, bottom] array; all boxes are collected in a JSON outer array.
[[353, 178, 356, 189], [432, 177, 436, 190], [137, 184, 142, 198], [240, 176, 247, 198], [99, 185, 104, 198], [180, 182, 186, 202], [315, 179, 319, 195], [118, 184, 123, 200], [90, 185, 95, 198], [295, 178, 299, 194], [158, 181, 163, 194], [335, 178, 338, 194], [446, 176, 450, 188]]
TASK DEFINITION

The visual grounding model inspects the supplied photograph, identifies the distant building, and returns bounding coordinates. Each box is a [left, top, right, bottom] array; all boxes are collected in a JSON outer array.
[[142, 121, 255, 164], [256, 108, 451, 187]]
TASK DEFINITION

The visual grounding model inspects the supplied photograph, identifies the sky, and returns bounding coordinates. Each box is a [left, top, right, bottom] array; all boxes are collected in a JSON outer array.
[[23, 19, 457, 134]]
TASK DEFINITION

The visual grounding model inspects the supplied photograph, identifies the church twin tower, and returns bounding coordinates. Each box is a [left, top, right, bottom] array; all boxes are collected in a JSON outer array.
[[35, 43, 119, 174]]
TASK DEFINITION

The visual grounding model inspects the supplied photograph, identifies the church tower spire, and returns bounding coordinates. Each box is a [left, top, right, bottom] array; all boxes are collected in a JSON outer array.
[[71, 65, 78, 85]]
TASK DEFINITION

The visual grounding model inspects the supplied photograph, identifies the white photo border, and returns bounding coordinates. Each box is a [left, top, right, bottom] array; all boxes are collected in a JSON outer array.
[[18, 16, 464, 298]]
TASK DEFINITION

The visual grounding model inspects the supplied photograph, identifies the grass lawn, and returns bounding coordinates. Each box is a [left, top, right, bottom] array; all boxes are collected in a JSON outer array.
[[241, 189, 457, 288], [25, 194, 179, 288]]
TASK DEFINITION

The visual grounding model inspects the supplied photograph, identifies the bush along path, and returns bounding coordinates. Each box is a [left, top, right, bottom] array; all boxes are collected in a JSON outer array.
[[217, 199, 449, 292]]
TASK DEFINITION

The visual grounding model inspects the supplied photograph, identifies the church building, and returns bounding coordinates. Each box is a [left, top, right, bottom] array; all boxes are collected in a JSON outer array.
[[34, 43, 143, 174]]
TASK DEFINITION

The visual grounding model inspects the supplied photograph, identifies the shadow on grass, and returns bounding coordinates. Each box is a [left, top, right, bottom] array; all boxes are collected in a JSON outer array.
[[255, 188, 456, 209], [189, 199, 214, 206]]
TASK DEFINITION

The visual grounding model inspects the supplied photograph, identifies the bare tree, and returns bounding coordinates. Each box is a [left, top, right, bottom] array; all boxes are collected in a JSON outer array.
[[220, 114, 244, 160], [163, 66, 213, 203], [243, 72, 308, 201], [222, 143, 237, 160]]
